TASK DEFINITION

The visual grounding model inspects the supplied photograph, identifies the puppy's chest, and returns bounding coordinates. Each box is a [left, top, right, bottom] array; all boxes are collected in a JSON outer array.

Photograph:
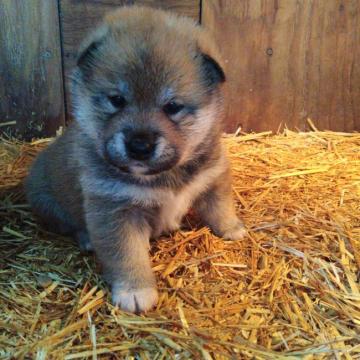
[[151, 164, 223, 235], [155, 186, 196, 235]]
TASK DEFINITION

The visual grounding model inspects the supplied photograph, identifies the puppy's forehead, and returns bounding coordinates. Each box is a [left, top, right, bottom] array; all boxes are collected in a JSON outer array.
[[81, 7, 223, 105], [129, 50, 198, 101], [101, 33, 203, 104]]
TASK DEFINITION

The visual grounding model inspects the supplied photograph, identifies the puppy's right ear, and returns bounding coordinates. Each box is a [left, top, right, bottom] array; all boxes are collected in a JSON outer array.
[[76, 25, 108, 71], [77, 40, 102, 68]]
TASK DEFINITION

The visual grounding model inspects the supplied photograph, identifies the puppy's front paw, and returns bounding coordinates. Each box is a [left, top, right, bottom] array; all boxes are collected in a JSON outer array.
[[112, 284, 158, 313], [222, 221, 247, 240]]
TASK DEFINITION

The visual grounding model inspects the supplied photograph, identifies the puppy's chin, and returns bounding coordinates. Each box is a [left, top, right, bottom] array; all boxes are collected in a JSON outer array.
[[129, 163, 150, 176], [130, 158, 179, 176], [105, 157, 179, 177]]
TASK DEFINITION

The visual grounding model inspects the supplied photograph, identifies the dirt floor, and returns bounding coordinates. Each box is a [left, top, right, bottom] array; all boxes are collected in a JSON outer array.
[[0, 130, 359, 359]]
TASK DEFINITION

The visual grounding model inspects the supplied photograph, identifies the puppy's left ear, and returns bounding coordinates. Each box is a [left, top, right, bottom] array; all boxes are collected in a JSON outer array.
[[201, 53, 226, 87]]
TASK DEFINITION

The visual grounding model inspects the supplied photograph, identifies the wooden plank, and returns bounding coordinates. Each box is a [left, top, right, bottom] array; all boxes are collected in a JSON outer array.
[[202, 0, 360, 132], [0, 0, 65, 140], [59, 0, 200, 120]]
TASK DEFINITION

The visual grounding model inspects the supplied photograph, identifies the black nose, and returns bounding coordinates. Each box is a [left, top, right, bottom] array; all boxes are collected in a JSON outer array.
[[126, 132, 157, 161]]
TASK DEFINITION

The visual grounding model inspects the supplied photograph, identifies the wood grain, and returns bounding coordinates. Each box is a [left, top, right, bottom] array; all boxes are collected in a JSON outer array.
[[0, 0, 64, 140], [59, 0, 200, 119], [202, 0, 360, 132]]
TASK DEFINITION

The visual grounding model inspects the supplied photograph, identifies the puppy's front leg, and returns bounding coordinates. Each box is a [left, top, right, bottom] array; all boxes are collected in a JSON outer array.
[[85, 196, 158, 313], [194, 168, 246, 240]]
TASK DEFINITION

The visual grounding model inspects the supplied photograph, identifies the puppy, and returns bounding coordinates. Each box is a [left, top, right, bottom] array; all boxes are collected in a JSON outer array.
[[25, 6, 246, 313]]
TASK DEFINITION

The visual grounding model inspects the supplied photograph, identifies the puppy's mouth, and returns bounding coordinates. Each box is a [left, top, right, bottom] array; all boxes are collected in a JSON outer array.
[[129, 157, 179, 176], [105, 155, 179, 176], [104, 134, 180, 176]]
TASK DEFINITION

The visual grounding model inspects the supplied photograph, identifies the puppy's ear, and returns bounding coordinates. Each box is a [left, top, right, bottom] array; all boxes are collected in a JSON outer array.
[[76, 25, 108, 70], [201, 53, 226, 87], [77, 40, 102, 68]]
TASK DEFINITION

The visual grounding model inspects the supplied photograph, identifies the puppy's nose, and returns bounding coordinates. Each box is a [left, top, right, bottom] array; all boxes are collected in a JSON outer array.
[[126, 132, 157, 161]]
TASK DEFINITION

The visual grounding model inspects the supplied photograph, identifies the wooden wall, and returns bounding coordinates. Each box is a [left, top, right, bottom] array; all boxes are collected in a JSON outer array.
[[203, 0, 360, 132], [0, 0, 65, 139], [0, 0, 359, 139]]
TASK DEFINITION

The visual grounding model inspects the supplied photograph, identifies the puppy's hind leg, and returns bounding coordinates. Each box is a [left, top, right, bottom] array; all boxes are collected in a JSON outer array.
[[25, 150, 76, 235], [27, 191, 77, 235], [28, 190, 92, 251], [193, 168, 246, 240], [36, 198, 92, 253]]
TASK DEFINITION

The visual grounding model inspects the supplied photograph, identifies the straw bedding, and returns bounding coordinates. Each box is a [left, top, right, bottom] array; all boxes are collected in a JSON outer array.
[[0, 129, 359, 359]]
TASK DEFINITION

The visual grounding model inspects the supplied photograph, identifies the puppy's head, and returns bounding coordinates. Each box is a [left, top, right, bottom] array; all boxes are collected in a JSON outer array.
[[71, 6, 225, 176]]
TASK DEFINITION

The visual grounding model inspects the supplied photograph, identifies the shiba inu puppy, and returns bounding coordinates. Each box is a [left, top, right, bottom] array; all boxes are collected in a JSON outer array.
[[26, 6, 246, 312]]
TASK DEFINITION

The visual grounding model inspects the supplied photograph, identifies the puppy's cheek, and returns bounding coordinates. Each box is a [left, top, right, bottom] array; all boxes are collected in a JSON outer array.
[[153, 137, 168, 160], [173, 126, 200, 165], [179, 103, 221, 163], [74, 97, 99, 137], [155, 151, 180, 173], [178, 143, 196, 165], [150, 141, 179, 168], [104, 134, 128, 166], [75, 116, 107, 160], [160, 146, 178, 163], [153, 137, 179, 162]]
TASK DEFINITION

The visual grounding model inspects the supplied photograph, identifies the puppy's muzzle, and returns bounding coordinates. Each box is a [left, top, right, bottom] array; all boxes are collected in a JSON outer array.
[[125, 132, 157, 161], [105, 131, 159, 168]]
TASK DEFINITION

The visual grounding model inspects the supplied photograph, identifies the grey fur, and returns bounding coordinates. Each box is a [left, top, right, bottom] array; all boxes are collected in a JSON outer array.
[[25, 6, 245, 313]]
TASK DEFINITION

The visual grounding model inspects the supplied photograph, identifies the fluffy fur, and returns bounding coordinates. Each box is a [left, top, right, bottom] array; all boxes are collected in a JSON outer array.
[[25, 6, 245, 313]]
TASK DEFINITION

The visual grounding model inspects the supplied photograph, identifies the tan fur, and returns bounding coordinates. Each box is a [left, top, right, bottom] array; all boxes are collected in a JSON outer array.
[[25, 6, 245, 313]]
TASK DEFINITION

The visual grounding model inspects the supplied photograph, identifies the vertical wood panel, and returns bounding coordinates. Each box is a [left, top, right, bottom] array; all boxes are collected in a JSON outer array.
[[0, 0, 65, 140], [202, 0, 360, 132], [59, 0, 200, 120]]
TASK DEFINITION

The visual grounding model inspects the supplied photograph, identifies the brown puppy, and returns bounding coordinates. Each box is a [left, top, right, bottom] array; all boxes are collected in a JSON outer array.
[[25, 6, 246, 312]]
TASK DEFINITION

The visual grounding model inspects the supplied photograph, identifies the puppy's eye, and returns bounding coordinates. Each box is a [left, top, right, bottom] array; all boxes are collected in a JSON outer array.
[[163, 101, 185, 116], [108, 95, 126, 109]]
